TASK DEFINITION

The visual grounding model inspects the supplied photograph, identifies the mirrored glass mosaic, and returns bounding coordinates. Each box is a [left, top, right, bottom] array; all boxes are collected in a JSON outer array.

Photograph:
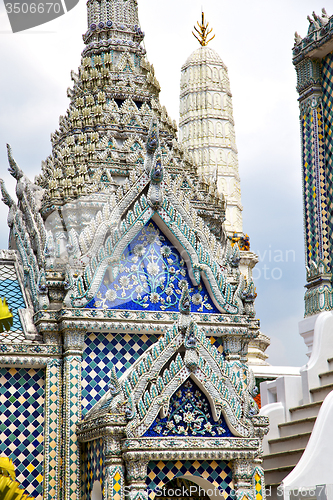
[[144, 379, 234, 437]]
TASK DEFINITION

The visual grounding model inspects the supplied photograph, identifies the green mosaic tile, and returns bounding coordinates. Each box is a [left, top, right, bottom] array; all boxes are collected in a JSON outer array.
[[321, 51, 333, 256]]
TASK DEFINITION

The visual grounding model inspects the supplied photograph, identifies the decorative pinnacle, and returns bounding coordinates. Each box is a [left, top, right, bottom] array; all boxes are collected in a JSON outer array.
[[192, 12, 215, 46]]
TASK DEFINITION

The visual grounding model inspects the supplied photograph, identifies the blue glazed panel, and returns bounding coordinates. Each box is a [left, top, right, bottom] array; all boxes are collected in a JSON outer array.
[[82, 332, 160, 415], [87, 221, 218, 313]]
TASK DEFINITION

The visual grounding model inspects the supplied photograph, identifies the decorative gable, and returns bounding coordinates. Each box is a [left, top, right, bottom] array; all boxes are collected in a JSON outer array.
[[144, 379, 234, 437]]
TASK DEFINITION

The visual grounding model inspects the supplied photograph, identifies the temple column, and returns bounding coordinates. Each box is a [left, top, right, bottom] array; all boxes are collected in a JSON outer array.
[[62, 329, 85, 500], [44, 359, 62, 500]]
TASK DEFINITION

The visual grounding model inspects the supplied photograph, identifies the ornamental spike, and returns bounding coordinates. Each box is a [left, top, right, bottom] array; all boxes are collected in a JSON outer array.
[[192, 12, 215, 46]]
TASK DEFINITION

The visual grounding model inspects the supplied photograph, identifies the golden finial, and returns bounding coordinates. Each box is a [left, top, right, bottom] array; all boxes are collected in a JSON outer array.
[[192, 12, 215, 46]]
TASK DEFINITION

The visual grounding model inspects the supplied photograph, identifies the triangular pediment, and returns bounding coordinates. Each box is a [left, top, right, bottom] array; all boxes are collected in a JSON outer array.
[[58, 118, 251, 315]]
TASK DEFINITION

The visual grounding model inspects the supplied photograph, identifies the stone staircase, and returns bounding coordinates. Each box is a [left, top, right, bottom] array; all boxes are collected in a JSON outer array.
[[263, 357, 333, 498]]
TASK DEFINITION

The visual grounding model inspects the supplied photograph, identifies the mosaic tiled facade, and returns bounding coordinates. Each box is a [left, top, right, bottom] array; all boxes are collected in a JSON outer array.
[[293, 13, 333, 316], [87, 221, 219, 314], [0, 1, 268, 500], [0, 257, 26, 343], [44, 360, 62, 500], [253, 470, 264, 500], [144, 379, 234, 438], [321, 53, 333, 237], [301, 104, 329, 266]]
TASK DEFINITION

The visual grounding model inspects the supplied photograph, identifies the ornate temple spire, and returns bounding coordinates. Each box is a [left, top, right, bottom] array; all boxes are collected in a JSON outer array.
[[27, 0, 226, 245], [86, 0, 140, 34], [179, 27, 243, 235]]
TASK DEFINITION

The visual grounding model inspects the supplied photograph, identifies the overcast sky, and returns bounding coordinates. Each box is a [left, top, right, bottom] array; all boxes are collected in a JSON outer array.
[[0, 0, 327, 366]]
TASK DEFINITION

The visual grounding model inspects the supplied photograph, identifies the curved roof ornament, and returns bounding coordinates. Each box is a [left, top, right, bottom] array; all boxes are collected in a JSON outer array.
[[146, 117, 159, 156]]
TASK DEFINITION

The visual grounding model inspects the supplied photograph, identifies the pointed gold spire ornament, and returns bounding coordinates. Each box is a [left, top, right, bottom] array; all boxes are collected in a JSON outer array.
[[192, 12, 215, 46]]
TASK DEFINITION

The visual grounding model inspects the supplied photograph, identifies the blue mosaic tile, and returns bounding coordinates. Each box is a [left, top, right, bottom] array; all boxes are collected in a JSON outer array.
[[147, 460, 233, 500], [0, 263, 26, 342]]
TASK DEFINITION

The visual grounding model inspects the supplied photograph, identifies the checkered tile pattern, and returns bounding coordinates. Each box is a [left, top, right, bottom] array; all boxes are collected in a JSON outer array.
[[81, 438, 105, 500], [315, 105, 329, 261], [302, 109, 316, 264], [82, 332, 159, 415], [147, 460, 233, 500], [321, 53, 333, 248], [0, 263, 26, 342], [0, 368, 44, 499], [301, 104, 329, 266], [254, 472, 263, 500]]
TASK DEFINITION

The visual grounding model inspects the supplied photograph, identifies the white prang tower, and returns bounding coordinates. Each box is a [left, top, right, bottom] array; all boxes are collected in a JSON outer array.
[[179, 13, 243, 236]]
